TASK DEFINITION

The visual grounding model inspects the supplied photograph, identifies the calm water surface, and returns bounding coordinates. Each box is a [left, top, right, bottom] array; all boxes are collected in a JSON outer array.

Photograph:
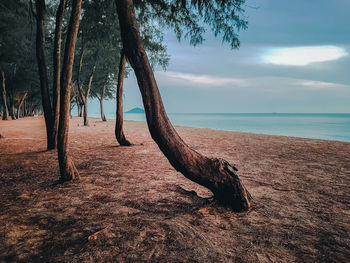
[[96, 113, 350, 142]]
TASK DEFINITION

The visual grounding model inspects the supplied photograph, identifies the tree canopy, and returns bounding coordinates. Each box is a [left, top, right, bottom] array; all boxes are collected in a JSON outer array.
[[134, 0, 248, 48]]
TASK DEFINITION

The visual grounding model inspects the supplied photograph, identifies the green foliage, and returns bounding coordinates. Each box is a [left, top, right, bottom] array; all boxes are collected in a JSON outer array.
[[74, 0, 170, 101], [134, 0, 247, 49], [0, 0, 247, 115], [0, 0, 41, 108]]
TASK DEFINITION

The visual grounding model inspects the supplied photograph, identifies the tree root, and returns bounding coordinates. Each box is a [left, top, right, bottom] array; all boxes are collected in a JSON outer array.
[[209, 158, 252, 212]]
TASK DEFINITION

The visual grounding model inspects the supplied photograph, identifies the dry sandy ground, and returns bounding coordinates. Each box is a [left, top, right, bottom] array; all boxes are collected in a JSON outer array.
[[0, 116, 349, 263]]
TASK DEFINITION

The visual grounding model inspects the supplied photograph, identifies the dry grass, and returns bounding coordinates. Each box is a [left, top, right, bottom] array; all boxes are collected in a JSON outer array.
[[0, 116, 350, 262]]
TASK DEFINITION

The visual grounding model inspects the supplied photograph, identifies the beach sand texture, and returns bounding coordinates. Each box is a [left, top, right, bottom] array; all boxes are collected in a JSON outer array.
[[0, 117, 349, 262]]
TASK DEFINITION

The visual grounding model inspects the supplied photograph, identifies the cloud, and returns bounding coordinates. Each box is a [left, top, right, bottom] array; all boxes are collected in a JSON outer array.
[[155, 71, 349, 93], [261, 46, 348, 66], [157, 71, 247, 86], [297, 80, 349, 89]]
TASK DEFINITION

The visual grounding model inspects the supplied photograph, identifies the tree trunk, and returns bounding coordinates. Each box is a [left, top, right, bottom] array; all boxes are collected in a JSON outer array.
[[52, 0, 67, 149], [23, 98, 27, 117], [57, 0, 82, 181], [115, 51, 131, 146], [76, 46, 85, 117], [35, 0, 55, 150], [9, 93, 16, 120], [16, 92, 27, 119], [83, 103, 88, 126], [115, 0, 251, 211], [82, 65, 95, 126], [99, 98, 106, 122], [69, 104, 73, 118], [77, 100, 82, 117], [1, 72, 9, 120]]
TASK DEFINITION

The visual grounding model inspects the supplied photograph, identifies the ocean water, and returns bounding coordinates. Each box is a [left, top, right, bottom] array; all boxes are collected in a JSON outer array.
[[93, 113, 350, 143]]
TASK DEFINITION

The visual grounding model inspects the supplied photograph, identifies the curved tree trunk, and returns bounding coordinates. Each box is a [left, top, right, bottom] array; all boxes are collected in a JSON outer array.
[[1, 72, 9, 120], [115, 51, 131, 146], [35, 0, 55, 150], [115, 0, 251, 211], [57, 0, 82, 181], [52, 0, 67, 149]]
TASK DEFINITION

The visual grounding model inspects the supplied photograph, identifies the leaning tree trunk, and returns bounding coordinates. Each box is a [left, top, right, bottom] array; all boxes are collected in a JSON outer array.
[[57, 0, 82, 181], [52, 0, 67, 149], [115, 50, 132, 146], [1, 71, 9, 120], [115, 0, 251, 211], [35, 0, 55, 150]]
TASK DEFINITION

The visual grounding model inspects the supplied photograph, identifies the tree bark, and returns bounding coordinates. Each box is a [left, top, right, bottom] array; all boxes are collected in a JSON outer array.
[[57, 0, 82, 181], [115, 0, 251, 211], [35, 0, 55, 150], [115, 50, 131, 146], [52, 0, 67, 149], [1, 72, 9, 120]]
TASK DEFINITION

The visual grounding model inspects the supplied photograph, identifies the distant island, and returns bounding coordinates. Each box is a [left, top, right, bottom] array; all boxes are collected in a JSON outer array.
[[125, 107, 145, 114]]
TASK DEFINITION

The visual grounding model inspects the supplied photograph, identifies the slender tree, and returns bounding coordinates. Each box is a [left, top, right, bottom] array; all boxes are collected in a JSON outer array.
[[57, 0, 82, 181], [115, 50, 131, 145], [78, 65, 96, 126], [98, 83, 107, 121], [9, 66, 17, 121], [1, 72, 9, 120], [52, 0, 68, 148], [91, 72, 112, 122], [16, 92, 27, 119], [115, 0, 251, 211], [35, 0, 55, 149], [114, 6, 169, 146]]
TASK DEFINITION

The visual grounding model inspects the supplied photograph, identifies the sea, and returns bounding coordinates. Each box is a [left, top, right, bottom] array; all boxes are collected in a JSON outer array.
[[92, 113, 350, 143]]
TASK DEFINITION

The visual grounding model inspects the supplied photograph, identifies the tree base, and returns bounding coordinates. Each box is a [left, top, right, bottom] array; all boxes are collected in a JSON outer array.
[[59, 156, 79, 182], [208, 158, 252, 212], [119, 139, 132, 146]]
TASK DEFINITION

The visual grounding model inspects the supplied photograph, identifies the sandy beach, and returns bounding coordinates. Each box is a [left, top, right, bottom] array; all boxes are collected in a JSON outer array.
[[0, 116, 349, 262]]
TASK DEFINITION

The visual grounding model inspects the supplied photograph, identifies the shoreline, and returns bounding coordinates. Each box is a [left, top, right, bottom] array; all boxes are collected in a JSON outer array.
[[71, 115, 350, 144]]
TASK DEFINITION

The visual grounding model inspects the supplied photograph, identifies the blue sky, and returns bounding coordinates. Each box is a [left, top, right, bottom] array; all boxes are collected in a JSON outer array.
[[88, 0, 350, 114]]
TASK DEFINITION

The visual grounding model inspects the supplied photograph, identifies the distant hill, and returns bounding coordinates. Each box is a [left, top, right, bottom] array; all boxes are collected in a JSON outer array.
[[125, 107, 145, 114]]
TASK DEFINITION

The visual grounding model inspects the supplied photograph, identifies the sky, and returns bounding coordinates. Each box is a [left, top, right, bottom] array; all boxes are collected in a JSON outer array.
[[89, 0, 350, 114]]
